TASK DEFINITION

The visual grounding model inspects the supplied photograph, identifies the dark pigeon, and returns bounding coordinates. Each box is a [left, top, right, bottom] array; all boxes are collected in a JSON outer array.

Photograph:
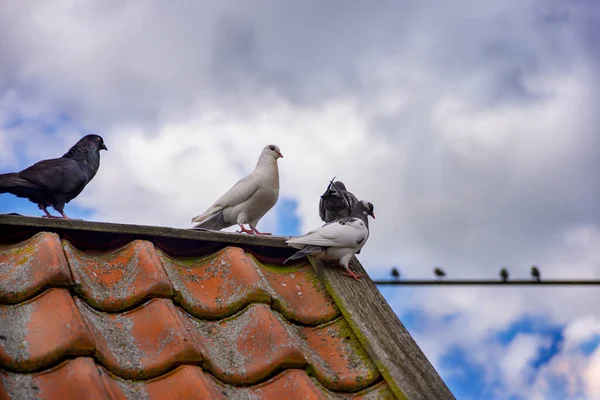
[[434, 267, 446, 278], [531, 265, 540, 282], [319, 178, 360, 223], [500, 268, 509, 282], [0, 134, 107, 218]]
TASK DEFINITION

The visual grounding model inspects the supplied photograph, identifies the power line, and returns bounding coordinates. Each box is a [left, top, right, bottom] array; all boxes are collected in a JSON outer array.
[[373, 280, 600, 286]]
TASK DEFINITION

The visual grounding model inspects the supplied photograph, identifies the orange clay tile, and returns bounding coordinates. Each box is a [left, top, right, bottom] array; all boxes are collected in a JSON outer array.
[[0, 232, 72, 304], [256, 258, 340, 326], [238, 369, 328, 400], [3, 357, 113, 400], [302, 317, 381, 392], [351, 381, 397, 399], [141, 365, 227, 400], [158, 246, 271, 318], [189, 303, 306, 385], [64, 240, 173, 311], [76, 297, 203, 380], [0, 289, 94, 372]]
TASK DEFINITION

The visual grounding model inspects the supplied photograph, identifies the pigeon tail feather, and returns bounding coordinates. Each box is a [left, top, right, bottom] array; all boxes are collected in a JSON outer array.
[[192, 210, 229, 230], [284, 245, 323, 264], [0, 173, 38, 192]]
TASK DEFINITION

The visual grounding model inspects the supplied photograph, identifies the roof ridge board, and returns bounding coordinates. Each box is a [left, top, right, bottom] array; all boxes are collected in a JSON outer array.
[[0, 214, 291, 249]]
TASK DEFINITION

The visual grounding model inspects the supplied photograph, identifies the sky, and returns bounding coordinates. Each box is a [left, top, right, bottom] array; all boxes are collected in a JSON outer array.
[[1, 1, 600, 398]]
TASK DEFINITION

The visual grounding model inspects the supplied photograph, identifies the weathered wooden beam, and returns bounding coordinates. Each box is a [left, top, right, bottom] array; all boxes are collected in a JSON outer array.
[[0, 214, 290, 248], [312, 256, 455, 400]]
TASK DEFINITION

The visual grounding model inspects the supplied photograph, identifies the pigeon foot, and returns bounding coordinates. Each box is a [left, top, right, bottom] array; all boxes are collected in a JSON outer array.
[[236, 224, 255, 234], [343, 270, 363, 280]]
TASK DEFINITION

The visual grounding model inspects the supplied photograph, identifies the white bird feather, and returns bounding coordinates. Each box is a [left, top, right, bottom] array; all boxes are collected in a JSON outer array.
[[191, 144, 283, 234]]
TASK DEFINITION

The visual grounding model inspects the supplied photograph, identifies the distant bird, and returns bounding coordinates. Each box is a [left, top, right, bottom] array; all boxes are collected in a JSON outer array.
[[319, 178, 360, 223], [434, 267, 446, 279], [531, 265, 541, 282], [284, 201, 375, 280], [0, 134, 107, 218], [500, 268, 509, 282], [391, 267, 400, 280], [191, 144, 283, 235]]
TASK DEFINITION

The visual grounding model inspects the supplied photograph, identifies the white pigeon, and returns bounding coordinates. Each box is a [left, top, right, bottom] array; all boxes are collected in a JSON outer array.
[[284, 200, 375, 280], [191, 144, 283, 235]]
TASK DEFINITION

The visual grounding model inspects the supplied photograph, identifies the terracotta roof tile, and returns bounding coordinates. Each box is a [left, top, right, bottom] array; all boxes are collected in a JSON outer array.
[[77, 297, 202, 380], [65, 240, 173, 312], [302, 317, 381, 392], [0, 225, 407, 399], [258, 258, 339, 325], [0, 358, 112, 400], [160, 246, 339, 325], [0, 232, 72, 304], [158, 246, 271, 319], [234, 369, 328, 399], [0, 288, 94, 372], [190, 303, 307, 385]]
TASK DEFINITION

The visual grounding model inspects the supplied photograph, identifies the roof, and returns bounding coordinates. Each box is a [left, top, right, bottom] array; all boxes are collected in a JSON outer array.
[[0, 215, 454, 400]]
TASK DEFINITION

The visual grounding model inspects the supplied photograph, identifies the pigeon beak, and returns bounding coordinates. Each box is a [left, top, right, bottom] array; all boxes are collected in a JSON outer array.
[[101, 144, 108, 151], [276, 151, 283, 158], [370, 212, 376, 219]]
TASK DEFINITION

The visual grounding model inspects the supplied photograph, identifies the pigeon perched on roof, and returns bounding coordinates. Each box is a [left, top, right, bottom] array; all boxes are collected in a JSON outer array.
[[191, 144, 283, 235], [284, 200, 375, 280], [319, 178, 359, 223], [0, 134, 107, 218]]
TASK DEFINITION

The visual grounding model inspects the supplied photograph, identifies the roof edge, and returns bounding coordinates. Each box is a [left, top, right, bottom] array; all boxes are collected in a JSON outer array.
[[310, 256, 455, 400], [0, 215, 290, 249]]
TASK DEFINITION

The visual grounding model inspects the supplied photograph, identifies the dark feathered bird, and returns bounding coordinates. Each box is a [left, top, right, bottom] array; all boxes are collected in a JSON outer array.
[[500, 268, 509, 282], [319, 178, 361, 224], [0, 134, 107, 218], [434, 267, 446, 278], [531, 265, 541, 282], [391, 267, 400, 280]]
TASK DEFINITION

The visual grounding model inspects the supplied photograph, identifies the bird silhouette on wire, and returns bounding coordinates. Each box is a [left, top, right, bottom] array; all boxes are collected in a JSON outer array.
[[391, 267, 400, 280], [500, 268, 509, 282], [434, 267, 446, 279], [531, 265, 541, 282]]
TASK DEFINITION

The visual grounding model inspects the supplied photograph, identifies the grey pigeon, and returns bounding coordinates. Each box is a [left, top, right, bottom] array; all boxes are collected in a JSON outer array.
[[284, 200, 375, 280], [191, 144, 283, 235], [0, 134, 107, 218], [500, 268, 509, 282], [531, 265, 540, 282], [434, 267, 446, 278], [319, 178, 359, 223]]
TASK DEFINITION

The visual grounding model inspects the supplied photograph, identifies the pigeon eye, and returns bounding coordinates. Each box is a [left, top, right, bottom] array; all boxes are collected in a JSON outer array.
[[269, 145, 275, 151]]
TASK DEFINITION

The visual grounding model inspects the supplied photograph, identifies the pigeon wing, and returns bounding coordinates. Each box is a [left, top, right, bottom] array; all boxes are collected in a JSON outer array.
[[340, 189, 359, 215], [191, 173, 261, 223], [287, 219, 366, 248], [19, 158, 88, 194]]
